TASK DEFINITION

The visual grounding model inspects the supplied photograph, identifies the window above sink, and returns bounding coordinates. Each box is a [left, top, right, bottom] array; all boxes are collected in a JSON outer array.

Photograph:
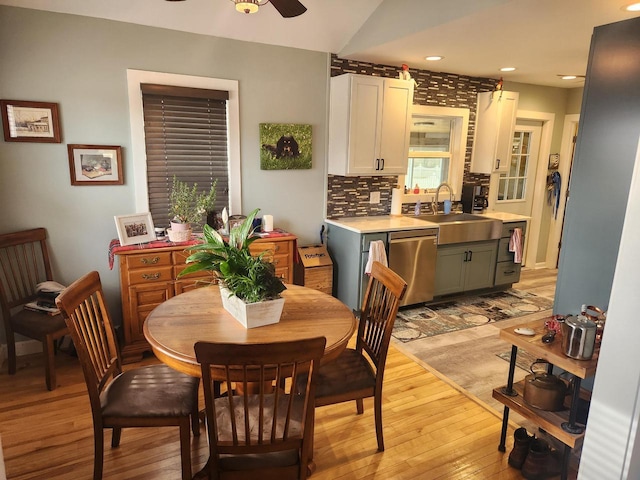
[[398, 105, 469, 203]]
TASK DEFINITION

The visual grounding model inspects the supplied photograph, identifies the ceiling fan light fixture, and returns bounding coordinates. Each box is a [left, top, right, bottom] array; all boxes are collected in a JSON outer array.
[[234, 0, 263, 14]]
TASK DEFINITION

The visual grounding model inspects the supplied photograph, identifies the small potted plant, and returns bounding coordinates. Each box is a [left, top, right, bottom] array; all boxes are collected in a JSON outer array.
[[168, 176, 217, 241], [178, 208, 287, 328]]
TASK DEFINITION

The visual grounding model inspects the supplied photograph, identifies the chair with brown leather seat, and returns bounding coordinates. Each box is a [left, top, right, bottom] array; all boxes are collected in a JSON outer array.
[[195, 336, 326, 480], [55, 270, 200, 480], [0, 228, 69, 390], [312, 261, 407, 452]]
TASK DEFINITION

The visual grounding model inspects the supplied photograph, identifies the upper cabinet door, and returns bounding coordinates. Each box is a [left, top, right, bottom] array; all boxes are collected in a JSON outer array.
[[328, 74, 414, 176], [379, 79, 414, 174], [470, 90, 519, 174]]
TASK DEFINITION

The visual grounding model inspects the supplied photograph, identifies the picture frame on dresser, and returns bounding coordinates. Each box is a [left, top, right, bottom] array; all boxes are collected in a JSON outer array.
[[67, 144, 124, 185], [1, 99, 62, 143], [114, 213, 156, 246]]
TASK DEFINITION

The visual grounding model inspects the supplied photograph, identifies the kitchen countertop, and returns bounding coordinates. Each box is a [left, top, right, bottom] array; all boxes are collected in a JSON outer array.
[[325, 212, 530, 234], [325, 215, 438, 233], [480, 211, 531, 222]]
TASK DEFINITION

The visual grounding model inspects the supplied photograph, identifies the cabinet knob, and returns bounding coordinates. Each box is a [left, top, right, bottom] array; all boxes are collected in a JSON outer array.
[[141, 256, 160, 265]]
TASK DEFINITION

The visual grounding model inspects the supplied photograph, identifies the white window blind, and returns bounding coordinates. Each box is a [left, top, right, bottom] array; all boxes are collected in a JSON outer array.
[[141, 83, 230, 228]]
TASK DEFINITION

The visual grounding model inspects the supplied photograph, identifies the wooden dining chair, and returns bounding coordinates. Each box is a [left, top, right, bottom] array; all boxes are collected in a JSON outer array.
[[55, 271, 200, 480], [195, 336, 326, 480], [312, 261, 407, 452], [0, 228, 69, 390]]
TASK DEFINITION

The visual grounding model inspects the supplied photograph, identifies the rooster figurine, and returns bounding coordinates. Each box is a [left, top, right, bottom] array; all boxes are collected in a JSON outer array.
[[398, 64, 419, 88]]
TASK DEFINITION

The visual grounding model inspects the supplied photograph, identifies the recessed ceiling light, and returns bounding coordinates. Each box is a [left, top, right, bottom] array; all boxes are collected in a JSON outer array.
[[623, 2, 640, 12], [561, 75, 577, 80], [500, 67, 516, 72], [425, 56, 443, 61]]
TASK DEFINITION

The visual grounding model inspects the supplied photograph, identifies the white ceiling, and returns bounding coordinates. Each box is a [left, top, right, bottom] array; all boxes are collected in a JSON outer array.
[[2, 0, 639, 88]]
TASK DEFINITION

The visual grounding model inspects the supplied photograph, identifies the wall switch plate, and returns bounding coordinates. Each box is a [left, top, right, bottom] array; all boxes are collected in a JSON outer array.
[[370, 191, 381, 204]]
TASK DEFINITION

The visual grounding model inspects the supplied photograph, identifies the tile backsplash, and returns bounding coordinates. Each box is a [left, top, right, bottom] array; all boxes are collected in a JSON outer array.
[[326, 54, 494, 219]]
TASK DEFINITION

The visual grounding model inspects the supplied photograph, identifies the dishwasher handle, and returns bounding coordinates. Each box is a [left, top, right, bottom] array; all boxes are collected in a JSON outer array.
[[388, 229, 439, 241], [390, 235, 437, 245]]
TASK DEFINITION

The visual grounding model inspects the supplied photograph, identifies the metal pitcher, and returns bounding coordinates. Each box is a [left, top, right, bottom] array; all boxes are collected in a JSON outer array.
[[561, 314, 597, 360]]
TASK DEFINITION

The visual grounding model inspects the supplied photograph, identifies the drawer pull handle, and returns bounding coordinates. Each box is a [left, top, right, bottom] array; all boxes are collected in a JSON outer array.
[[504, 270, 516, 275], [142, 273, 161, 280], [274, 245, 280, 252], [141, 257, 160, 265]]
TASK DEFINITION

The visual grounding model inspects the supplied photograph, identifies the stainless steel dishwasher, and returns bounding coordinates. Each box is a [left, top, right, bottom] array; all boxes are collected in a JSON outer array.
[[388, 228, 439, 306]]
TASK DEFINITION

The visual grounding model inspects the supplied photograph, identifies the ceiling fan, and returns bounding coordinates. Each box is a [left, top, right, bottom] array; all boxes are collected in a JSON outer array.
[[165, 0, 307, 18]]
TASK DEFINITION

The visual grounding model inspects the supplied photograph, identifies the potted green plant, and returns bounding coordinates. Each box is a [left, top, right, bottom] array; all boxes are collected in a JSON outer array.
[[178, 208, 287, 328], [168, 176, 217, 240]]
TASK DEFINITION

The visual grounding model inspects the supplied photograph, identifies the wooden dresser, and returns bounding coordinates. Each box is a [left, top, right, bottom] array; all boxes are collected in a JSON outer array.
[[114, 233, 297, 363]]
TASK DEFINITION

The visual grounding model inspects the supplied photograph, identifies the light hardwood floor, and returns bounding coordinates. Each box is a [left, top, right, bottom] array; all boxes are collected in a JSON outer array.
[[0, 269, 561, 480]]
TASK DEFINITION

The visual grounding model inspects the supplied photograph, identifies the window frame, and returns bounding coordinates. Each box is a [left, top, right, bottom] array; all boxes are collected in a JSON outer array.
[[399, 105, 469, 202], [126, 69, 242, 215]]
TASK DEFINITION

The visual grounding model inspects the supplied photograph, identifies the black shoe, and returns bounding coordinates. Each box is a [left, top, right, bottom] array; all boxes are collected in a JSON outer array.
[[521, 438, 562, 479], [508, 427, 534, 469]]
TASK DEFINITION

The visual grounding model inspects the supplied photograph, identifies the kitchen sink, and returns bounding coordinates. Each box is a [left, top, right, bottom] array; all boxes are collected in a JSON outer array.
[[407, 213, 502, 244]]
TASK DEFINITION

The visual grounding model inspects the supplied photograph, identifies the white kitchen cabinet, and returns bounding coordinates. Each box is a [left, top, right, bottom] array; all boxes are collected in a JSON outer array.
[[328, 73, 413, 176], [470, 90, 519, 174]]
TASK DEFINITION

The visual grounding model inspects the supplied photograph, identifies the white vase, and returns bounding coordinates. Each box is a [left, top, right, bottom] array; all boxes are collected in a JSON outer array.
[[219, 286, 285, 329]]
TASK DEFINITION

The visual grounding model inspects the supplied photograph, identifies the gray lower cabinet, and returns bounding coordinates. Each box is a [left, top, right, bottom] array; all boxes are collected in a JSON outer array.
[[495, 221, 526, 286], [327, 224, 387, 312], [434, 240, 498, 296]]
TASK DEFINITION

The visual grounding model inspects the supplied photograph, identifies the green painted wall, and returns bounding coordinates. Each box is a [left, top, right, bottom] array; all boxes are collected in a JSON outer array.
[[0, 5, 329, 329]]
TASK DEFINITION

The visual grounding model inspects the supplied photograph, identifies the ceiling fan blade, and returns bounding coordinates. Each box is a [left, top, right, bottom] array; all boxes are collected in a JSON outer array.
[[269, 0, 307, 18]]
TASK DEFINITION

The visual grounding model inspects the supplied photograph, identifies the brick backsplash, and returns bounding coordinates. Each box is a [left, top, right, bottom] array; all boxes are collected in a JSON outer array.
[[326, 54, 496, 219]]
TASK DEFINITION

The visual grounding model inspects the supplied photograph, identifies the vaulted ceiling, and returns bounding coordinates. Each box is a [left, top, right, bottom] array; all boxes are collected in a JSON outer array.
[[2, 0, 639, 88]]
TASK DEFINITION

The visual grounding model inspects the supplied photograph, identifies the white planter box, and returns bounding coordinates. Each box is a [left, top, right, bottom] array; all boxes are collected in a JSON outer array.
[[219, 286, 285, 329]]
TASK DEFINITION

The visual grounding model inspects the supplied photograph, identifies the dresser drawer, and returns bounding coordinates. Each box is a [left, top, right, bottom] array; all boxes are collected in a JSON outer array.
[[125, 252, 173, 270], [250, 240, 291, 256], [275, 266, 291, 283], [127, 266, 174, 285]]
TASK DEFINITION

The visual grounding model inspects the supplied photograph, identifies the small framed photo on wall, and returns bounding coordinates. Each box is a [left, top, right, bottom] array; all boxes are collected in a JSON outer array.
[[67, 144, 124, 185], [114, 213, 156, 246], [1, 99, 62, 143]]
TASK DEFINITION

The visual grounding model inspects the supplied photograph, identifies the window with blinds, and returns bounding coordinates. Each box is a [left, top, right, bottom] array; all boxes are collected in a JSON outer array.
[[141, 83, 230, 228]]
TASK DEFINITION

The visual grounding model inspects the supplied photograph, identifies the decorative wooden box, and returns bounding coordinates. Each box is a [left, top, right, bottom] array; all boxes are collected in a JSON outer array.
[[294, 245, 333, 295]]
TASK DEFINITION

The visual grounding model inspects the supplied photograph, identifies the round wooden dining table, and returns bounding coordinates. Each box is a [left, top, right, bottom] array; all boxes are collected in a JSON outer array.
[[143, 284, 357, 378]]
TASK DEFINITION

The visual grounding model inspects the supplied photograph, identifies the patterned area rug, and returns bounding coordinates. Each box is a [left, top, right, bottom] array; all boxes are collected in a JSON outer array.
[[392, 288, 553, 343]]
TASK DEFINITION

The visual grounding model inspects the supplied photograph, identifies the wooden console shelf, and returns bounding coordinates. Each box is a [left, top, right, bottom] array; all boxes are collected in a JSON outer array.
[[114, 233, 296, 363], [493, 381, 584, 449], [494, 316, 599, 480]]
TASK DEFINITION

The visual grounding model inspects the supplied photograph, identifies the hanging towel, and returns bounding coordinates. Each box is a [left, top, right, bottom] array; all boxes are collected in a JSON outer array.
[[509, 227, 523, 264], [365, 240, 388, 275]]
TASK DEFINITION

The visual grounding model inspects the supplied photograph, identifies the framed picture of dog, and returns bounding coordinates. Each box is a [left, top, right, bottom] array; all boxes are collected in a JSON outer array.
[[260, 123, 312, 170]]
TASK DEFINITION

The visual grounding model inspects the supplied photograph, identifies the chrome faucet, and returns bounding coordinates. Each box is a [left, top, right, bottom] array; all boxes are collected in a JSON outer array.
[[434, 182, 454, 214]]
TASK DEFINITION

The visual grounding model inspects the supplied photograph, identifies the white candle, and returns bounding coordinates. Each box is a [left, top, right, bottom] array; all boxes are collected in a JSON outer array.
[[262, 215, 274, 232]]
